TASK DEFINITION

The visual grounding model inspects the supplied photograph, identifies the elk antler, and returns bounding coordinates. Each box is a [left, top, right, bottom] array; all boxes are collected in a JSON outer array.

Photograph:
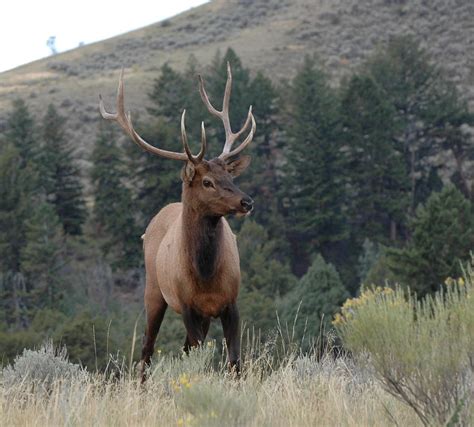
[[198, 62, 256, 161], [99, 69, 206, 164]]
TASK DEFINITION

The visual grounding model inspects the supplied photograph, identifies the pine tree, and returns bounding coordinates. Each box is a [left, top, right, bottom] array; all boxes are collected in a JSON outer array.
[[388, 185, 474, 297], [40, 104, 86, 235], [340, 74, 410, 244], [0, 100, 39, 328], [281, 254, 348, 349], [365, 36, 470, 210], [242, 72, 282, 229], [90, 123, 141, 269], [124, 118, 182, 226], [4, 99, 37, 168], [20, 201, 64, 309], [283, 56, 347, 271], [147, 63, 190, 126], [237, 220, 297, 336]]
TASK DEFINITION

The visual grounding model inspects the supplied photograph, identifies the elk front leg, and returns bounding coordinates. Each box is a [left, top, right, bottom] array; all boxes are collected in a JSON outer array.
[[220, 302, 240, 374], [140, 293, 167, 383]]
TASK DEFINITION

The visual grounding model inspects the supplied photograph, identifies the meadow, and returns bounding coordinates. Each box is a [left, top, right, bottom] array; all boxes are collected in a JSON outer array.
[[1, 342, 419, 427], [2, 264, 473, 426]]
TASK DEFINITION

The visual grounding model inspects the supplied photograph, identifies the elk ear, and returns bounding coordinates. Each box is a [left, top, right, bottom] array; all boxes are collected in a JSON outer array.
[[181, 162, 196, 183], [226, 155, 251, 177]]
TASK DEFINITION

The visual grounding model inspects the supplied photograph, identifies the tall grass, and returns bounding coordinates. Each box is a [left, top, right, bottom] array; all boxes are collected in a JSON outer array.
[[0, 338, 419, 426]]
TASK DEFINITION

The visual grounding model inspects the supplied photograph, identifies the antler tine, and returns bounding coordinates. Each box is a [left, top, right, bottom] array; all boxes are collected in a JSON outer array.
[[99, 70, 189, 162], [198, 75, 221, 118], [219, 110, 256, 161], [180, 110, 207, 164], [222, 62, 232, 117], [198, 63, 256, 159], [198, 121, 207, 162]]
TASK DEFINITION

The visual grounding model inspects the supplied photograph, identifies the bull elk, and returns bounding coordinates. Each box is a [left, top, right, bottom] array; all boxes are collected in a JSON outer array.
[[99, 63, 256, 381]]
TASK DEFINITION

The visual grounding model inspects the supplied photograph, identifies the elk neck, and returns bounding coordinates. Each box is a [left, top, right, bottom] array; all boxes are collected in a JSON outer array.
[[181, 200, 223, 283]]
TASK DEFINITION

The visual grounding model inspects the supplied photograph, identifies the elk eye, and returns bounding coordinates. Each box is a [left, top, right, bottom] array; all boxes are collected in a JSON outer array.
[[203, 179, 214, 188]]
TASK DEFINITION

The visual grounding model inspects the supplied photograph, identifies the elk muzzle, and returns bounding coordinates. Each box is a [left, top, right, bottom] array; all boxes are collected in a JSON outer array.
[[240, 196, 254, 213]]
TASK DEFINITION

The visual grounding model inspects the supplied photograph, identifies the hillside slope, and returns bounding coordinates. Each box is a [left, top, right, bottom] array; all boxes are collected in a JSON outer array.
[[1, 0, 473, 157]]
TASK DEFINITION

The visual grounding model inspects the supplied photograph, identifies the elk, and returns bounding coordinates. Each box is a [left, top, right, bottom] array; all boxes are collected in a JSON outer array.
[[99, 63, 256, 381]]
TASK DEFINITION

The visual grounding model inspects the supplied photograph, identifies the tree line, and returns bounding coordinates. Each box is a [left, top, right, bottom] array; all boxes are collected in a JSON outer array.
[[1, 36, 473, 367]]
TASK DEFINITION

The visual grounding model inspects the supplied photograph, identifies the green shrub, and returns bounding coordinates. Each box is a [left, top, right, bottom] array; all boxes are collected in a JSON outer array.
[[0, 329, 40, 366], [53, 311, 110, 370], [334, 263, 474, 425], [2, 341, 85, 392]]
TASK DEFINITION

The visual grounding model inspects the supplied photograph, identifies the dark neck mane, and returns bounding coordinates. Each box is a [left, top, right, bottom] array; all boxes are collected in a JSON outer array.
[[182, 204, 223, 282]]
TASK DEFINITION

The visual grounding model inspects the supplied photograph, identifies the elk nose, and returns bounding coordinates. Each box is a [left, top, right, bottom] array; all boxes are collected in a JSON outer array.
[[240, 196, 254, 212]]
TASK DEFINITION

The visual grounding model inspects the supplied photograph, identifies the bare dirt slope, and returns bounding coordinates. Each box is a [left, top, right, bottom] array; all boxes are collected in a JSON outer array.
[[1, 0, 472, 156]]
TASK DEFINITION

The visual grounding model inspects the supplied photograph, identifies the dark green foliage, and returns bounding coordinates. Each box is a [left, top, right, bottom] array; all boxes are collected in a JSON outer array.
[[0, 272, 29, 330], [40, 105, 86, 235], [124, 119, 182, 225], [54, 311, 110, 370], [4, 99, 37, 167], [238, 220, 295, 297], [242, 72, 282, 230], [365, 36, 472, 210], [283, 56, 347, 270], [281, 254, 348, 349], [388, 185, 474, 297], [20, 202, 64, 308], [0, 100, 38, 274], [148, 63, 191, 126], [341, 74, 409, 244], [0, 329, 38, 364], [236, 220, 297, 336], [90, 123, 141, 269], [0, 144, 35, 272]]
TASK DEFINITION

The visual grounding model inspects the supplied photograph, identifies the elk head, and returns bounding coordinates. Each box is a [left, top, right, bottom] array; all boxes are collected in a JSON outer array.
[[99, 63, 256, 217]]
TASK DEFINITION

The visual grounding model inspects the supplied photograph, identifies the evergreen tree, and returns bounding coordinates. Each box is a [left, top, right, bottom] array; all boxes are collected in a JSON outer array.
[[281, 254, 348, 349], [242, 72, 282, 230], [0, 100, 39, 328], [283, 56, 347, 272], [90, 123, 141, 269], [0, 144, 35, 273], [388, 185, 474, 297], [365, 36, 470, 210], [4, 99, 37, 167], [20, 201, 64, 309], [40, 104, 86, 235], [147, 63, 190, 127], [340, 74, 410, 244], [124, 118, 182, 225], [237, 220, 297, 336]]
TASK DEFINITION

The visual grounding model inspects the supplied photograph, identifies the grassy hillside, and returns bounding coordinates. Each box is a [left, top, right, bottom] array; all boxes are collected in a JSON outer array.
[[0, 0, 473, 159]]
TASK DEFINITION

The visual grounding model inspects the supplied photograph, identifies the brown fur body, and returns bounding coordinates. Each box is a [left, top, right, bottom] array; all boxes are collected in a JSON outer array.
[[144, 202, 240, 318]]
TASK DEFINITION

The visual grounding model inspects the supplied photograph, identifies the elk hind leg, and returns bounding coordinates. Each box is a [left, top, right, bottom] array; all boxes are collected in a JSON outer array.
[[140, 292, 167, 383]]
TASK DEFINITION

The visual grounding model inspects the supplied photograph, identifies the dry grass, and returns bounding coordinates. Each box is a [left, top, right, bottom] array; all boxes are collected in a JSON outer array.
[[0, 343, 420, 427]]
